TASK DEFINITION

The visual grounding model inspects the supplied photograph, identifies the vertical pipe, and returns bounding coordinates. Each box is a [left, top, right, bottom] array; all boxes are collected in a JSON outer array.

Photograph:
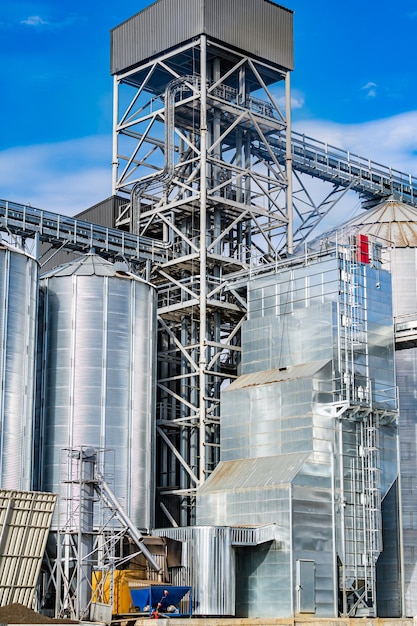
[[397, 422, 405, 616], [285, 71, 293, 255], [331, 452, 338, 616], [77, 449, 96, 620], [199, 34, 208, 483], [338, 418, 347, 616], [112, 76, 119, 196]]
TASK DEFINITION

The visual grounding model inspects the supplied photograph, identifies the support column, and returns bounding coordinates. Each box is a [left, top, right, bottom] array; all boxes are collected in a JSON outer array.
[[199, 34, 208, 483]]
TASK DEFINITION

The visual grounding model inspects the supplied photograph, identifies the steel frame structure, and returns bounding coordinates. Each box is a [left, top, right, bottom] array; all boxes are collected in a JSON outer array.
[[112, 34, 292, 525], [41, 447, 163, 621]]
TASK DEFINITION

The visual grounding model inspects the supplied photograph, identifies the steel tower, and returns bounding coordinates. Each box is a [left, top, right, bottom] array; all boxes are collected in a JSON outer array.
[[110, 0, 294, 524]]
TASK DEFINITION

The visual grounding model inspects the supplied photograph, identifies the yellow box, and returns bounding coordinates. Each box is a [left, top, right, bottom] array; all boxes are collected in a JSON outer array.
[[92, 570, 148, 615]]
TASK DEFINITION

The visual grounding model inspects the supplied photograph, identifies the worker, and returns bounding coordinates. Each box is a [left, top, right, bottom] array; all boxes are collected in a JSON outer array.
[[157, 589, 170, 612]]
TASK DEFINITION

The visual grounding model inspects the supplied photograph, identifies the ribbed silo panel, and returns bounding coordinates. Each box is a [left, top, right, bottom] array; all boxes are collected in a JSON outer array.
[[396, 347, 417, 616], [390, 247, 417, 318], [0, 246, 38, 491], [40, 259, 156, 530], [111, 0, 293, 76]]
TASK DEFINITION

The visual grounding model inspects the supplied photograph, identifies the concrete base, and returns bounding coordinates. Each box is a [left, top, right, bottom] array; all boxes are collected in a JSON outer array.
[[115, 619, 414, 626]]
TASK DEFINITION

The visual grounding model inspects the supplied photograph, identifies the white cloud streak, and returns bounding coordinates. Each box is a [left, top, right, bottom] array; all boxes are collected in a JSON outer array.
[[294, 111, 417, 175], [20, 15, 49, 26], [361, 81, 377, 98], [19, 14, 85, 29], [1, 111, 416, 222], [0, 136, 112, 216]]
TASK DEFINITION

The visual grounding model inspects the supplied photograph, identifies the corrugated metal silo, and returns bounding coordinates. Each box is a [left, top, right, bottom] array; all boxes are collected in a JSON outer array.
[[344, 199, 417, 617], [0, 242, 38, 491], [38, 253, 156, 531]]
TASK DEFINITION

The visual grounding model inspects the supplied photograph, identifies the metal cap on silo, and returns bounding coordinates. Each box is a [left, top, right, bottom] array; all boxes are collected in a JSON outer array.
[[342, 198, 417, 248], [40, 251, 149, 280]]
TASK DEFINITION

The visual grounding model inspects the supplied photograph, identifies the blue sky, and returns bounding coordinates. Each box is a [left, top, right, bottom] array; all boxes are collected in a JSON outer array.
[[1, 0, 417, 215]]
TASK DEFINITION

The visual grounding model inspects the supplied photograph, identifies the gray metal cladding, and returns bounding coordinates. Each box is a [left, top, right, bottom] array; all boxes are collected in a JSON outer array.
[[387, 245, 417, 616], [395, 347, 417, 616], [389, 246, 417, 318], [111, 0, 293, 75], [376, 480, 402, 617], [39, 255, 156, 530], [0, 244, 38, 491], [242, 303, 335, 373], [0, 490, 57, 607], [154, 526, 236, 616]]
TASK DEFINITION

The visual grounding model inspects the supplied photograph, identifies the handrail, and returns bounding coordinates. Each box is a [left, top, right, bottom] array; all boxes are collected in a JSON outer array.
[[0, 198, 170, 262]]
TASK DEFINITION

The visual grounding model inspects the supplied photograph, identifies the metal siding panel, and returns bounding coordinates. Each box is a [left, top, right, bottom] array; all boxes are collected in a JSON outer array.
[[0, 490, 56, 607], [292, 482, 335, 616], [376, 481, 402, 616], [204, 0, 293, 70], [40, 257, 156, 530], [111, 0, 204, 74], [396, 347, 417, 616], [390, 246, 417, 318], [111, 0, 293, 74], [0, 247, 38, 491]]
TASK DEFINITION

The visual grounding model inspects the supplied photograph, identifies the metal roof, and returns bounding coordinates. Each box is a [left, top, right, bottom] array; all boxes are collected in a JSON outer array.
[[342, 198, 417, 248], [225, 359, 330, 392], [111, 0, 293, 75], [40, 252, 149, 282], [0, 490, 57, 607], [197, 452, 310, 493]]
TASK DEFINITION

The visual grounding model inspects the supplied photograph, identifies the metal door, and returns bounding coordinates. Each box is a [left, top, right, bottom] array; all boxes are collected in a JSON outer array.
[[296, 559, 316, 613]]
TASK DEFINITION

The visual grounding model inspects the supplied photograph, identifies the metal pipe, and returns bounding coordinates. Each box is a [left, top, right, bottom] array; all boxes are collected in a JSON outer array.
[[199, 34, 208, 482], [285, 70, 293, 255], [130, 75, 200, 234], [94, 475, 164, 578], [112, 76, 119, 195]]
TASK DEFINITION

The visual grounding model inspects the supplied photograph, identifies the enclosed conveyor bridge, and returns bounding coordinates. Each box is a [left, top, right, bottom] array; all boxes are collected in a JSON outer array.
[[273, 129, 417, 207], [210, 82, 417, 207], [0, 198, 169, 264], [2, 124, 417, 264]]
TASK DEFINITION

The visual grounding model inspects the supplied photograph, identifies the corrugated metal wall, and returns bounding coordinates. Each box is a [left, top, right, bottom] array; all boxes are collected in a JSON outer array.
[[38, 255, 156, 531], [396, 346, 417, 616], [388, 247, 417, 617], [0, 245, 38, 491], [111, 0, 293, 75], [0, 490, 56, 607], [196, 250, 398, 618]]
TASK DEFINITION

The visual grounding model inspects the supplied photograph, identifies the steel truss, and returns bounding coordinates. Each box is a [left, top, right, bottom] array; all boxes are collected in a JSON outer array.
[[41, 447, 163, 621], [112, 35, 292, 525]]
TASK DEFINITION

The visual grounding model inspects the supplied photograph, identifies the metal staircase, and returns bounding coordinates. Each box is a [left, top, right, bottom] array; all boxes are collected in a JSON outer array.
[[337, 243, 383, 617]]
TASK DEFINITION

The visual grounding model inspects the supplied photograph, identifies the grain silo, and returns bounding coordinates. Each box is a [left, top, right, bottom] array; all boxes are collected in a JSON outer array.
[[0, 241, 38, 491], [339, 199, 417, 617], [38, 253, 156, 531]]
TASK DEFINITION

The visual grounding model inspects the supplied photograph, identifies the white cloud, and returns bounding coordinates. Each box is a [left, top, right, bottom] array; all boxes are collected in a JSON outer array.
[[289, 112, 417, 239], [267, 85, 305, 112], [361, 81, 377, 98], [293, 111, 417, 175], [20, 15, 49, 26], [1, 111, 416, 229], [0, 136, 112, 216], [19, 14, 85, 29]]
